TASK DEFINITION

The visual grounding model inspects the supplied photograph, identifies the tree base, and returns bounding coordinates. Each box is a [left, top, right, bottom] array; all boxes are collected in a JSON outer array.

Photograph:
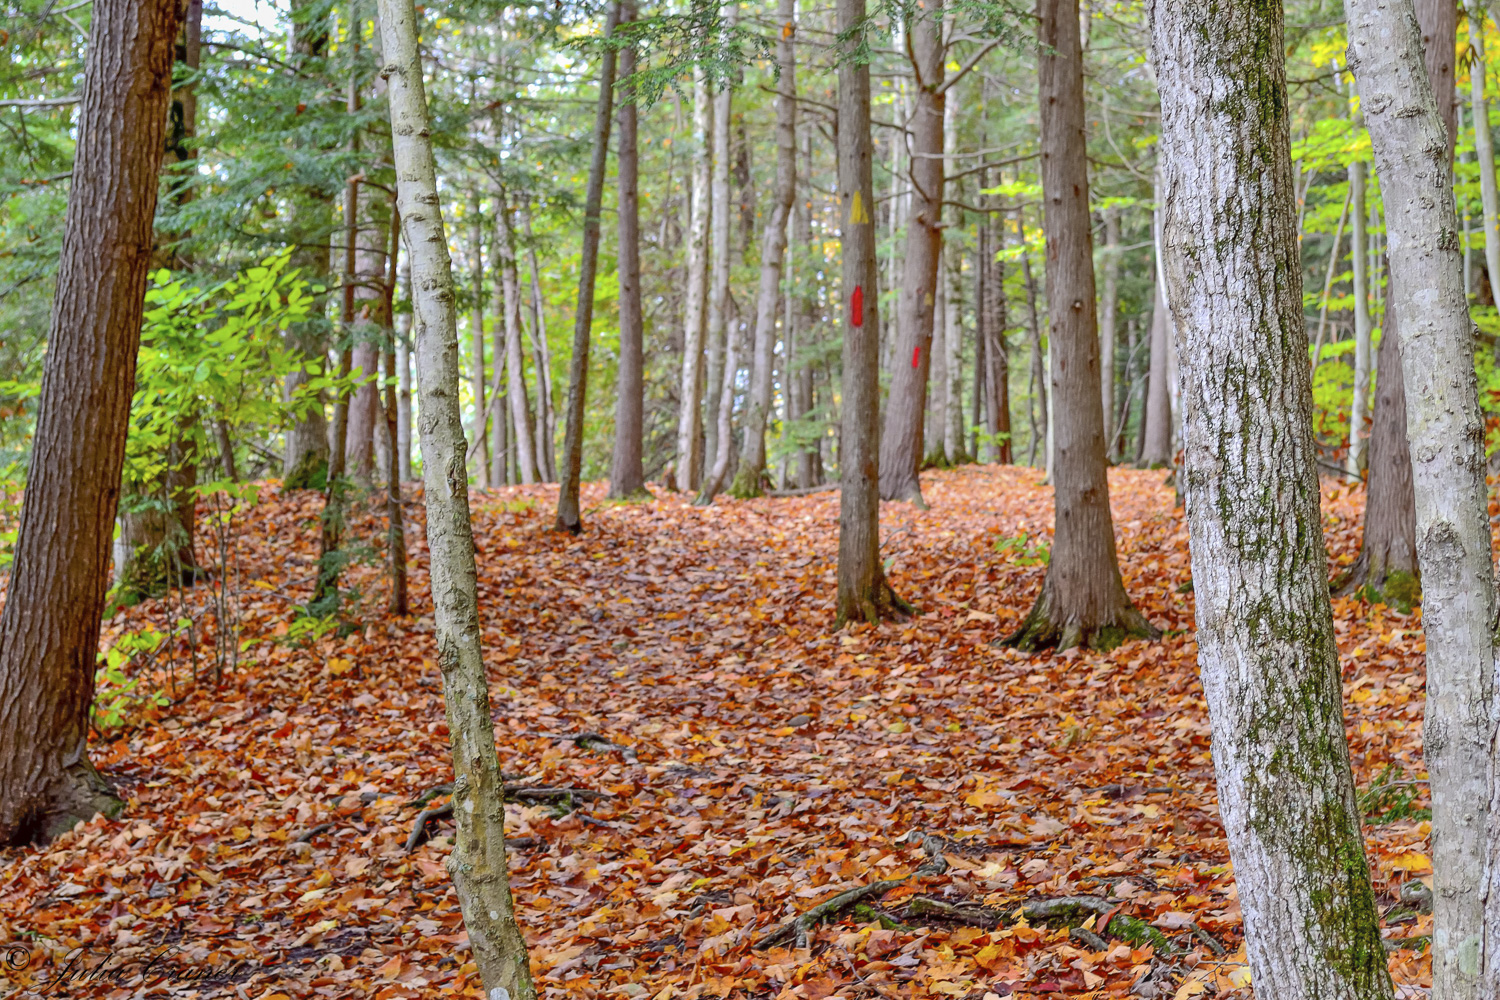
[[727, 465, 765, 500], [1004, 590, 1160, 653], [1331, 552, 1420, 613], [282, 451, 329, 492], [836, 577, 916, 629], [4, 755, 125, 846]]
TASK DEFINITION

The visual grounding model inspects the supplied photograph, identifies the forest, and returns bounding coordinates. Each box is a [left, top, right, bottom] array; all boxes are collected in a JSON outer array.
[[0, 0, 1497, 996]]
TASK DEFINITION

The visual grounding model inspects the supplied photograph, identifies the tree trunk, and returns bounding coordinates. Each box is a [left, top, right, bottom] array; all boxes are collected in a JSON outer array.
[[1008, 0, 1156, 652], [1348, 4, 1494, 996], [835, 0, 909, 626], [1099, 206, 1119, 457], [609, 1, 646, 499], [1346, 158, 1372, 475], [554, 4, 619, 532], [1151, 3, 1397, 996], [878, 0, 944, 504], [986, 209, 1012, 465], [1021, 246, 1046, 467], [496, 192, 538, 484], [469, 195, 491, 487], [381, 206, 408, 615], [730, 0, 798, 499], [697, 239, 746, 503], [1468, 1, 1500, 305], [0, 0, 177, 845], [974, 216, 989, 460], [523, 207, 556, 480], [397, 253, 413, 481], [704, 4, 734, 481], [1140, 282, 1172, 467], [675, 68, 713, 493], [375, 3, 535, 994], [796, 132, 822, 488]]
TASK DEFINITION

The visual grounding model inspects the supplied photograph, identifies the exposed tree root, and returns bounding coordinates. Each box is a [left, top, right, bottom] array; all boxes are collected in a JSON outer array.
[[404, 784, 612, 852], [905, 894, 1176, 953], [1004, 591, 1160, 653], [755, 833, 949, 950]]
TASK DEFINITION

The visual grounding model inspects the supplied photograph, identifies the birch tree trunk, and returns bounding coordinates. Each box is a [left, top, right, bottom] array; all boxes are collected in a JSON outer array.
[[704, 4, 734, 479], [1469, 1, 1500, 297], [555, 5, 619, 531], [374, 3, 535, 995], [836, 0, 909, 626], [469, 195, 491, 487], [675, 68, 713, 492], [1348, 3, 1496, 995], [1099, 206, 1119, 453], [878, 0, 944, 504], [0, 0, 177, 844], [397, 254, 413, 481], [1151, 2, 1397, 995], [523, 208, 556, 480], [1008, 0, 1154, 652], [496, 193, 537, 484], [609, 0, 647, 499], [730, 0, 797, 499], [1347, 157, 1373, 476]]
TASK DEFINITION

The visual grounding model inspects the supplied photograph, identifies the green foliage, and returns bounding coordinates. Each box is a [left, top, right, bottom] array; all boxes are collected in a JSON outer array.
[[93, 628, 171, 732], [1358, 764, 1430, 825], [993, 531, 1049, 566]]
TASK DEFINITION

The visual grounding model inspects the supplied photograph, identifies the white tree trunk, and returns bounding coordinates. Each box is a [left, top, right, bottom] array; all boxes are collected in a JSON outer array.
[[1347, 3, 1498, 996], [1347, 158, 1372, 476], [675, 68, 712, 492], [374, 3, 535, 996], [1468, 0, 1500, 296], [1151, 2, 1398, 997], [704, 4, 733, 477]]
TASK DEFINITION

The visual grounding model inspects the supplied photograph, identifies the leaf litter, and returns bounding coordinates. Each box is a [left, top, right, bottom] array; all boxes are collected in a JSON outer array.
[[0, 466, 1437, 998]]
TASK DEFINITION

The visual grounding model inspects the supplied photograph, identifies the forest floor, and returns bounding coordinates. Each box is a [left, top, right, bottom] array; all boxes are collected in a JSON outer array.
[[0, 466, 1435, 1000]]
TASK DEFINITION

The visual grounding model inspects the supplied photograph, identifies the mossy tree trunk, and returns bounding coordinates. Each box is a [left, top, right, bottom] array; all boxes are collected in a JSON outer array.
[[1151, 1, 1397, 996]]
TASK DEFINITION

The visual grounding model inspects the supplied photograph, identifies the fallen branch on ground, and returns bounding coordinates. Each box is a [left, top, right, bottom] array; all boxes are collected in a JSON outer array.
[[755, 832, 949, 950], [905, 894, 1175, 954]]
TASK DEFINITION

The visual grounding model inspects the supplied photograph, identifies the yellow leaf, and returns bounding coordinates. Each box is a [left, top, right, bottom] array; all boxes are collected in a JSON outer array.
[[1174, 978, 1209, 1000], [193, 868, 221, 887], [326, 657, 353, 676], [1389, 850, 1432, 874]]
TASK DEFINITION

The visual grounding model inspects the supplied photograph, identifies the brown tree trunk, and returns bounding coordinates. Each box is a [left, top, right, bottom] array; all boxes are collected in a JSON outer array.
[[879, 0, 945, 504], [1007, 0, 1157, 652], [1140, 281, 1173, 467], [609, 0, 647, 499], [468, 194, 491, 487], [836, 0, 910, 626], [986, 208, 1012, 464], [554, 4, 619, 532], [382, 207, 408, 615], [495, 191, 538, 485], [0, 0, 177, 845]]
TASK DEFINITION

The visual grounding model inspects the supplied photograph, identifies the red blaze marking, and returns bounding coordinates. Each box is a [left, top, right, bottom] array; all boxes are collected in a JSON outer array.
[[850, 285, 864, 327], [912, 345, 921, 369]]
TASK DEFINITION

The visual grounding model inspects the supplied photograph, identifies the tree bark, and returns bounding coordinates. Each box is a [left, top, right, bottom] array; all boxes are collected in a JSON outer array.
[[609, 0, 646, 500], [1346, 157, 1372, 475], [835, 0, 909, 626], [375, 3, 535, 995], [1348, 3, 1495, 996], [0, 0, 178, 845], [397, 253, 413, 481], [1007, 0, 1155, 652], [1151, 3, 1397, 997], [878, 0, 944, 504], [675, 68, 713, 493], [496, 192, 538, 484], [1141, 195, 1173, 468], [730, 0, 798, 499], [1022, 246, 1046, 467], [382, 205, 408, 616], [795, 131, 823, 488], [986, 209, 1012, 465], [523, 207, 557, 480], [468, 194, 491, 487], [554, 4, 619, 532], [1099, 206, 1119, 456], [281, 0, 333, 490], [704, 4, 735, 482], [1468, 1, 1500, 303]]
